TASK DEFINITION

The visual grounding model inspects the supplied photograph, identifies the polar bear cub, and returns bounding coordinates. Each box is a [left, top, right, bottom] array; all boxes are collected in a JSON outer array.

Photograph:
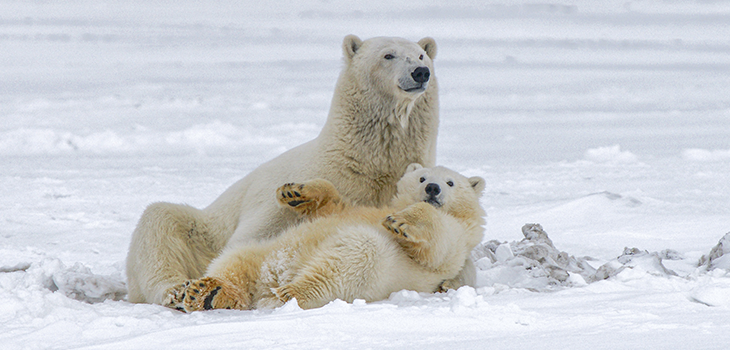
[[165, 164, 485, 311]]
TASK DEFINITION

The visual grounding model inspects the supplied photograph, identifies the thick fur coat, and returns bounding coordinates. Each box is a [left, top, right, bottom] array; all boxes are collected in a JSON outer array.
[[165, 164, 486, 311], [126, 35, 445, 305]]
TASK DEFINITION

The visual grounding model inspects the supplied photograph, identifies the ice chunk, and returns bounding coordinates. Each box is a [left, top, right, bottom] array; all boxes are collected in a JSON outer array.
[[494, 244, 514, 262], [473, 224, 598, 290], [698, 232, 730, 271]]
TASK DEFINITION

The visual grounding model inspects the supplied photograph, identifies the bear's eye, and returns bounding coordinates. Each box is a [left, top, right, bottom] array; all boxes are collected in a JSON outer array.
[[446, 181, 454, 187], [419, 54, 424, 60], [384, 54, 395, 60], [419, 177, 426, 183]]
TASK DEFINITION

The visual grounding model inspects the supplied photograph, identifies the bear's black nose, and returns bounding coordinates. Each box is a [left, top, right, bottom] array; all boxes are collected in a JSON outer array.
[[425, 183, 440, 196], [411, 66, 430, 83]]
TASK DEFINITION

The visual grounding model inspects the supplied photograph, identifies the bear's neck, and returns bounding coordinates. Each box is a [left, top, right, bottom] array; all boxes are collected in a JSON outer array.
[[324, 81, 438, 156], [318, 75, 439, 206]]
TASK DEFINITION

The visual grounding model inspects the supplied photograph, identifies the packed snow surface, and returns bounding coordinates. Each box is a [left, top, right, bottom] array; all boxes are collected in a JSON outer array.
[[2, 1, 730, 349]]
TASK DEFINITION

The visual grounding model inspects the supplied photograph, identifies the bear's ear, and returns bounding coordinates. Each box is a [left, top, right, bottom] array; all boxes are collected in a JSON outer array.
[[468, 176, 485, 196], [418, 37, 437, 59], [405, 163, 423, 173], [343, 35, 363, 62]]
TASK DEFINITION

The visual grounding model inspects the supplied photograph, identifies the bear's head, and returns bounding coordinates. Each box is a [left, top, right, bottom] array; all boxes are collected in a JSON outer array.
[[392, 163, 485, 219], [343, 35, 436, 98], [340, 35, 437, 128]]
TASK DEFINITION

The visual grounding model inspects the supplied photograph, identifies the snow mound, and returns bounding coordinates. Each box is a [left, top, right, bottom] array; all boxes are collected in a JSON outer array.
[[688, 273, 730, 307], [682, 148, 730, 162], [698, 232, 730, 271], [473, 224, 689, 291], [541, 191, 642, 221], [0, 121, 281, 156], [591, 247, 680, 281], [0, 251, 126, 304], [584, 144, 638, 164], [473, 224, 597, 291]]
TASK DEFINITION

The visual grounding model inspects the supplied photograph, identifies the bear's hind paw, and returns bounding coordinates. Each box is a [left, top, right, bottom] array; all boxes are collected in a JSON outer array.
[[165, 277, 246, 312]]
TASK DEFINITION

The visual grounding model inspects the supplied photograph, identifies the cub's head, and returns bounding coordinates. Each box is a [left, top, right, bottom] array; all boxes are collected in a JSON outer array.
[[341, 35, 437, 100], [393, 164, 485, 217]]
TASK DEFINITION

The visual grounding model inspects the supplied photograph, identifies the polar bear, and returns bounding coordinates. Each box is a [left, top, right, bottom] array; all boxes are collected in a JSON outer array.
[[164, 164, 485, 311], [126, 35, 461, 305]]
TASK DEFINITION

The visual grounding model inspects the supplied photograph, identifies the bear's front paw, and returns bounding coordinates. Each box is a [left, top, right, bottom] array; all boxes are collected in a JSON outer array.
[[163, 283, 188, 311], [277, 183, 311, 209], [165, 277, 246, 312], [383, 215, 410, 238]]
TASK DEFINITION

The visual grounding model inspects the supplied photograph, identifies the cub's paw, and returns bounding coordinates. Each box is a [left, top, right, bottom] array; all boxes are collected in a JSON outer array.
[[383, 214, 410, 238], [436, 279, 459, 293], [277, 183, 311, 209], [164, 277, 245, 312]]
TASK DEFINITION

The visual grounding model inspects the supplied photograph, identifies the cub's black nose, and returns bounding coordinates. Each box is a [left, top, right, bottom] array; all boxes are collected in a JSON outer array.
[[411, 66, 430, 83], [425, 183, 440, 196]]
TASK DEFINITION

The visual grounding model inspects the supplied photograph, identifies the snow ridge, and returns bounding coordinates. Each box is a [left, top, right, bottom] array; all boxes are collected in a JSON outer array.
[[473, 224, 730, 297]]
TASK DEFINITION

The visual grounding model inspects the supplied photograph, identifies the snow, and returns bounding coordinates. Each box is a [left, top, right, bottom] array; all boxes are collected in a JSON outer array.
[[2, 0, 730, 349]]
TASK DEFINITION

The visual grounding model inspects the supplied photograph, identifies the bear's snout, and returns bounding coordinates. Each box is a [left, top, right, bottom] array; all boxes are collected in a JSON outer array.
[[411, 66, 430, 83], [424, 183, 442, 207], [425, 183, 440, 196]]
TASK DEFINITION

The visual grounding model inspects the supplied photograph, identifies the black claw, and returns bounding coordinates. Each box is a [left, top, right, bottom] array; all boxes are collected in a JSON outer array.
[[203, 286, 222, 310], [198, 282, 205, 287], [298, 184, 304, 190]]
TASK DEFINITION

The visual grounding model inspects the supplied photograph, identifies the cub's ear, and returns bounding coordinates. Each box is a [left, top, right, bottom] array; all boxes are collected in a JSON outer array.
[[405, 163, 423, 173], [418, 37, 437, 59], [343, 35, 363, 62], [468, 176, 485, 196]]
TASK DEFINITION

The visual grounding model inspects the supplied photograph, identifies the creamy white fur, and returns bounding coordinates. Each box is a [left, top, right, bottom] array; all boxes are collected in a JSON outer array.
[[173, 164, 486, 311], [126, 35, 444, 304]]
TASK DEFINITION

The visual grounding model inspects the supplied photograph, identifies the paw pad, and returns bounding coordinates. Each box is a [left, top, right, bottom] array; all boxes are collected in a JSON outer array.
[[279, 183, 311, 208], [383, 216, 408, 238], [203, 286, 222, 310]]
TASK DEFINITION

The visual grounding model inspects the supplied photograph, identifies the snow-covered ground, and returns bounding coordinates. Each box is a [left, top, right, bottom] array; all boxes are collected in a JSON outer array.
[[2, 1, 730, 349]]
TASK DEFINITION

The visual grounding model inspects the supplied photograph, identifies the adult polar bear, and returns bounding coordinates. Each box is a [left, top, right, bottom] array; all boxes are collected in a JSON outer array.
[[126, 35, 474, 305]]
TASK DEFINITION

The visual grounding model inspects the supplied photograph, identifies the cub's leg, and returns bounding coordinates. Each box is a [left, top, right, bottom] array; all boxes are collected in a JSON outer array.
[[274, 262, 337, 310], [276, 179, 346, 219], [438, 258, 476, 292], [166, 243, 271, 311], [382, 202, 450, 270], [165, 277, 248, 312]]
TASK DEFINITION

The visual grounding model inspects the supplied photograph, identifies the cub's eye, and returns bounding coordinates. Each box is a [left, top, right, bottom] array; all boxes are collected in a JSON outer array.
[[419, 177, 426, 183], [446, 181, 454, 187], [384, 54, 395, 60], [419, 54, 424, 60]]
